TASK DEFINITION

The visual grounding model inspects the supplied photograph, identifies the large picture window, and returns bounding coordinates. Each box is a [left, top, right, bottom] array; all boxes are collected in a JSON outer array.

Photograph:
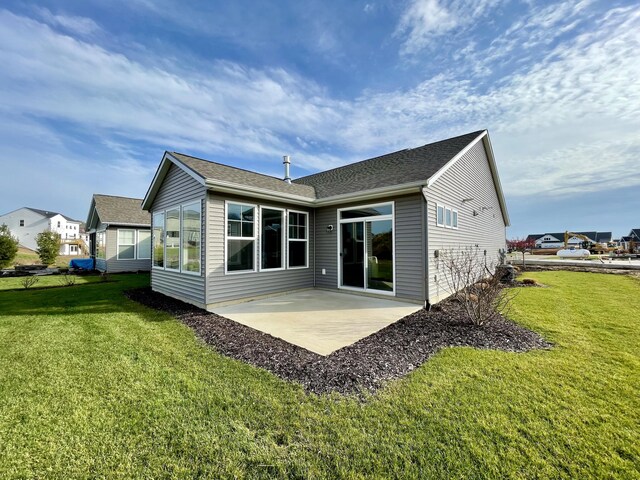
[[96, 231, 106, 259], [117, 229, 136, 259], [288, 211, 308, 268], [182, 202, 201, 273], [153, 212, 164, 267], [227, 203, 255, 272], [261, 208, 284, 270], [165, 208, 180, 270]]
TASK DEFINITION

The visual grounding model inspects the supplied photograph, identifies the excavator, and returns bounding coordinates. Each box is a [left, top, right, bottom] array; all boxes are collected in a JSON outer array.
[[557, 231, 595, 259]]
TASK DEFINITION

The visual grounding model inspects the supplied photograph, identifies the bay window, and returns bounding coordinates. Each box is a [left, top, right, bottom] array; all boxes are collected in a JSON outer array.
[[153, 212, 164, 267], [288, 211, 308, 268], [226, 203, 255, 272], [261, 208, 284, 270]]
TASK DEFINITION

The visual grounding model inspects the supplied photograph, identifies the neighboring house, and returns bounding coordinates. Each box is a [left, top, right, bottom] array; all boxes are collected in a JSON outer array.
[[620, 229, 640, 252], [528, 231, 611, 249], [85, 194, 151, 273], [141, 130, 509, 309], [0, 207, 85, 255]]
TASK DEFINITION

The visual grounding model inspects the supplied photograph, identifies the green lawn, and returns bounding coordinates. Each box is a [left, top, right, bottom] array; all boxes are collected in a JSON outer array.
[[0, 272, 638, 478], [0, 274, 104, 291]]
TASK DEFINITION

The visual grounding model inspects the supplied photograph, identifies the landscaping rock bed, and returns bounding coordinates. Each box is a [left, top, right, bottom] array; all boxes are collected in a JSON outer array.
[[125, 288, 551, 395]]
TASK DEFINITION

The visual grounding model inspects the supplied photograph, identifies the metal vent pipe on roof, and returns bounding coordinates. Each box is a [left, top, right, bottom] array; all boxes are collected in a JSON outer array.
[[283, 155, 292, 184]]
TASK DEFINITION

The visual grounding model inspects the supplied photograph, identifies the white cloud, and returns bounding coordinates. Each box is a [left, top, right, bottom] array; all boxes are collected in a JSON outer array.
[[33, 7, 102, 36], [395, 0, 503, 54]]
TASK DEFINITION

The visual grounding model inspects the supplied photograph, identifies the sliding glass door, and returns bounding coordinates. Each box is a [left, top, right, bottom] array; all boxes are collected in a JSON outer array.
[[339, 203, 394, 294]]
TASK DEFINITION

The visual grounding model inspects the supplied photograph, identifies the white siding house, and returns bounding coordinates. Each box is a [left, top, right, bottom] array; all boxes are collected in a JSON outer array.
[[0, 207, 85, 255]]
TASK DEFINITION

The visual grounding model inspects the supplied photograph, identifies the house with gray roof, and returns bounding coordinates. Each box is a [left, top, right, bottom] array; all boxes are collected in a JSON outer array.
[[85, 194, 151, 272], [528, 231, 612, 249], [0, 207, 85, 255], [142, 130, 509, 308], [620, 228, 640, 252]]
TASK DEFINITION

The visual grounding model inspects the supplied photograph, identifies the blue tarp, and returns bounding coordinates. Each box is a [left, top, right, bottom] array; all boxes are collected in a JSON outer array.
[[69, 258, 95, 270]]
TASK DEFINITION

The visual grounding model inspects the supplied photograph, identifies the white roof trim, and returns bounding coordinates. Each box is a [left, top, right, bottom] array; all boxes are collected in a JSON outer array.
[[142, 152, 206, 210], [424, 130, 510, 226]]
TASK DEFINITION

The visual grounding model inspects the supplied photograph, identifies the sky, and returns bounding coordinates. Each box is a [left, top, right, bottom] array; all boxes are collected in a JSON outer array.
[[0, 0, 638, 239]]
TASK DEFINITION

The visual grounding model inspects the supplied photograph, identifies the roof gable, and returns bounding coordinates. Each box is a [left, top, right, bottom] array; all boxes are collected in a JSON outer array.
[[88, 194, 150, 229]]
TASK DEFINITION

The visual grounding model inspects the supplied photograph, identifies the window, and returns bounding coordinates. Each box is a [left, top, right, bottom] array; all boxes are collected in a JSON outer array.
[[261, 207, 284, 270], [70, 245, 78, 254], [96, 231, 106, 259], [436, 205, 444, 226], [138, 230, 151, 260], [19, 219, 24, 227], [181, 202, 201, 273], [57, 221, 61, 228], [117, 229, 136, 259], [436, 204, 458, 229], [165, 208, 180, 270], [340, 204, 392, 219], [288, 211, 308, 268], [153, 212, 164, 268], [226, 203, 255, 272]]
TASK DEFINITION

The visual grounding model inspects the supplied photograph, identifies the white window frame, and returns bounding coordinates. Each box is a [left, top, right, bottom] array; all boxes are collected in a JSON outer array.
[[96, 230, 107, 260], [117, 228, 137, 260], [164, 207, 181, 271], [258, 206, 286, 272], [452, 209, 458, 229], [445, 207, 452, 228], [225, 201, 257, 274], [287, 209, 309, 270], [337, 201, 395, 297], [137, 229, 152, 260], [152, 211, 165, 270], [436, 204, 445, 227], [180, 201, 202, 276]]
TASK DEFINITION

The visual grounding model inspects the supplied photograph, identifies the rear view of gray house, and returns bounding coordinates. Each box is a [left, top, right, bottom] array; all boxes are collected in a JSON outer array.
[[86, 194, 151, 273], [142, 130, 509, 309]]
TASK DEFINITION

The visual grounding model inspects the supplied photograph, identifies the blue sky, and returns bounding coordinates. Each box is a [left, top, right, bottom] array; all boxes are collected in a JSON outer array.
[[1, 0, 638, 238]]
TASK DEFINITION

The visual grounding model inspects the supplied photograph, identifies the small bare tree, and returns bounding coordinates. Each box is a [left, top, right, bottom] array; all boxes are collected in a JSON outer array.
[[20, 276, 39, 289], [440, 247, 515, 325], [58, 274, 76, 287]]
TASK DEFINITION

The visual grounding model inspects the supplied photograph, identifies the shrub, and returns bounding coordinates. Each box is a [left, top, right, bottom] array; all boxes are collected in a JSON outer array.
[[21, 276, 39, 289], [522, 278, 538, 285], [59, 274, 77, 287], [440, 247, 516, 326], [36, 230, 61, 266], [0, 224, 19, 269]]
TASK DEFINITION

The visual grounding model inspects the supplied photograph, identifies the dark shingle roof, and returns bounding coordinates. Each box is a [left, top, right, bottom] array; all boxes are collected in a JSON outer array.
[[629, 229, 640, 239], [26, 207, 78, 223], [595, 232, 612, 243], [526, 234, 544, 242], [293, 130, 485, 198], [170, 152, 316, 199], [93, 195, 150, 225]]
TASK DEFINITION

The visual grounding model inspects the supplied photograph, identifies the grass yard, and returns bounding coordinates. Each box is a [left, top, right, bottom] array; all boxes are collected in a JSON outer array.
[[11, 246, 78, 269], [0, 274, 104, 291], [0, 272, 638, 478]]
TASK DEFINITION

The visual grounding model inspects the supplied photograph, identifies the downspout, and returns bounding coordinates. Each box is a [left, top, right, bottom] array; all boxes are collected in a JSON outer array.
[[421, 186, 430, 310], [313, 208, 316, 288]]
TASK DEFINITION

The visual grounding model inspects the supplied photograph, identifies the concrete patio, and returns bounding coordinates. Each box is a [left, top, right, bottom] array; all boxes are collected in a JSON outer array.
[[212, 290, 423, 355]]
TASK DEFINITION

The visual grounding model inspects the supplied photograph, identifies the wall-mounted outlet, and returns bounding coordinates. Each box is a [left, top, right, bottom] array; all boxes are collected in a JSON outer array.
[[322, 268, 326, 275]]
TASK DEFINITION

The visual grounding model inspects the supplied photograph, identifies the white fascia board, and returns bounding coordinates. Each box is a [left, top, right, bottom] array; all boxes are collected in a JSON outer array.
[[141, 152, 206, 211], [425, 131, 487, 187], [205, 180, 315, 206], [315, 182, 426, 206]]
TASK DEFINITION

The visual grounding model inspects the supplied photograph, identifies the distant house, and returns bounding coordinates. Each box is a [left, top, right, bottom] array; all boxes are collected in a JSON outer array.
[[85, 195, 151, 273], [0, 207, 86, 255], [527, 231, 612, 249], [141, 130, 509, 309], [620, 228, 640, 252]]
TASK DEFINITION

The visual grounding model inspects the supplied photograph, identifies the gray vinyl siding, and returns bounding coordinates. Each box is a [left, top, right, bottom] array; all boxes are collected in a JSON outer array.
[[424, 140, 507, 304], [313, 194, 425, 302], [94, 221, 151, 273], [150, 164, 207, 306], [206, 192, 314, 306]]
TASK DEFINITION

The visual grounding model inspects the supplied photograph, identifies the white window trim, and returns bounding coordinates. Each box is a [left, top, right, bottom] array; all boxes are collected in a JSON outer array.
[[164, 207, 181, 271], [137, 229, 152, 260], [96, 230, 107, 260], [336, 201, 396, 297], [287, 209, 309, 270], [152, 211, 166, 270], [452, 209, 458, 229], [225, 201, 258, 275], [180, 201, 202, 276], [116, 228, 137, 260], [258, 206, 286, 272], [436, 204, 445, 227]]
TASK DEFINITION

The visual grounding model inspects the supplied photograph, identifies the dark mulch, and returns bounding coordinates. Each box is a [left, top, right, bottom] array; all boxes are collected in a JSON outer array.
[[125, 288, 551, 395]]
